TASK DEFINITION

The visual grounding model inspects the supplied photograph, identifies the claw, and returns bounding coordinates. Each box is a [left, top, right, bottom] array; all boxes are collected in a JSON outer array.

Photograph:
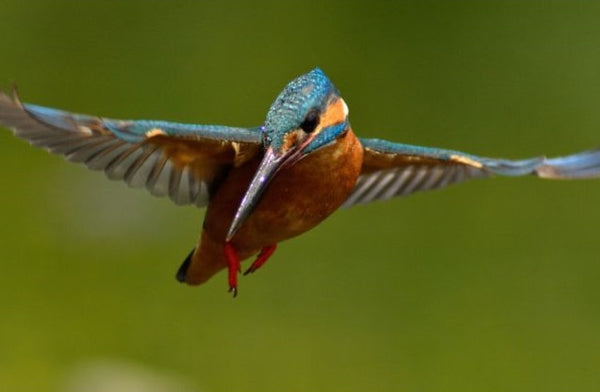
[[228, 285, 238, 298], [224, 242, 241, 298], [242, 268, 254, 276], [243, 244, 277, 275]]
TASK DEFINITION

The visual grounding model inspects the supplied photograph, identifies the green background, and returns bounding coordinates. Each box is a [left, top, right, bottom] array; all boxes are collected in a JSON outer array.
[[1, 1, 600, 391]]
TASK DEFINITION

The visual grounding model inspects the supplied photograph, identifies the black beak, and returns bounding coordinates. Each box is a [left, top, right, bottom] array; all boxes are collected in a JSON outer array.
[[226, 147, 289, 241]]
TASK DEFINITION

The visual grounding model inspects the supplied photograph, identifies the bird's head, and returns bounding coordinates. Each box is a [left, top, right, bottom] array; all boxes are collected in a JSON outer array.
[[226, 68, 350, 241]]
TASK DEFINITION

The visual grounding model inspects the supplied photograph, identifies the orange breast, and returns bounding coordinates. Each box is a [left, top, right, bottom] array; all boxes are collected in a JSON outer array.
[[183, 129, 364, 284]]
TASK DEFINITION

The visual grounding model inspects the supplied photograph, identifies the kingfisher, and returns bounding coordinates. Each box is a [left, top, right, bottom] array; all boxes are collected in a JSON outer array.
[[1, 68, 600, 296]]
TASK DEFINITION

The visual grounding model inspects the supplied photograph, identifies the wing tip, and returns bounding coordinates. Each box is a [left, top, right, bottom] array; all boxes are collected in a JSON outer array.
[[538, 148, 600, 179]]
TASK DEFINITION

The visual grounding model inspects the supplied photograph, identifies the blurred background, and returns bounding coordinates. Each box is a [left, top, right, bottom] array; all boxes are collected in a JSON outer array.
[[1, 1, 600, 391]]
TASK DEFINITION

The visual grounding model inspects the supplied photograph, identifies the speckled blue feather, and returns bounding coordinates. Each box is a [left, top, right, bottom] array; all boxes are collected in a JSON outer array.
[[264, 68, 338, 151]]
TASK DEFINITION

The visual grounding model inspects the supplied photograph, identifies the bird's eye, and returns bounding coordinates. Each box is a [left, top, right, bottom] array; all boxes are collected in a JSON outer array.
[[300, 110, 320, 134]]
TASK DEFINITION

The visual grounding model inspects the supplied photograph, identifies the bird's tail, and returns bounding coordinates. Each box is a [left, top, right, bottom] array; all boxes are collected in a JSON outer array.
[[175, 230, 228, 286]]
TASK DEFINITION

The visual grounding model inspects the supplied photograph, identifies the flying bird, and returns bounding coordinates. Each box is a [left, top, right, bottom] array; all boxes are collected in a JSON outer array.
[[1, 68, 600, 296]]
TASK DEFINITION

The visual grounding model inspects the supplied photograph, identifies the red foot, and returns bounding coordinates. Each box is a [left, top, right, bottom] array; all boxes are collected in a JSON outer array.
[[224, 242, 241, 297], [244, 244, 277, 275]]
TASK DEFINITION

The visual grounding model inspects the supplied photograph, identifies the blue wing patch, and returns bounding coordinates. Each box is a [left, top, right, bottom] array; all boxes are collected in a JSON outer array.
[[102, 119, 262, 144]]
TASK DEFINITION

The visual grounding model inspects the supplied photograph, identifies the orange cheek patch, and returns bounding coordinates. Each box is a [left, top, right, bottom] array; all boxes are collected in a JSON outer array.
[[281, 131, 300, 152], [319, 98, 347, 129]]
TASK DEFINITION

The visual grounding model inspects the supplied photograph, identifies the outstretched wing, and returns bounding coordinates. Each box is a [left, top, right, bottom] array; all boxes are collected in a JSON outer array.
[[343, 137, 600, 207], [0, 91, 263, 207]]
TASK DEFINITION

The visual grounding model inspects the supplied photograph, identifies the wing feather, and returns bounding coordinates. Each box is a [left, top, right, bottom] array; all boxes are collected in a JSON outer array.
[[0, 91, 262, 207], [343, 137, 600, 207]]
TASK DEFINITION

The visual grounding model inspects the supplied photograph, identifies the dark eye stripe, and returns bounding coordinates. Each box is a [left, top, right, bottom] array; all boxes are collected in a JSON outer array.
[[300, 109, 320, 133]]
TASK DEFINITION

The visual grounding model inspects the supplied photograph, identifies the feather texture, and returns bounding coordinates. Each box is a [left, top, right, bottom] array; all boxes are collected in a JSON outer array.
[[0, 91, 262, 207], [343, 138, 600, 207]]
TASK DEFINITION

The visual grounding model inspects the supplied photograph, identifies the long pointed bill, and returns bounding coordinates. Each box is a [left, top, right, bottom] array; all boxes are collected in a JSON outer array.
[[226, 147, 289, 241]]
